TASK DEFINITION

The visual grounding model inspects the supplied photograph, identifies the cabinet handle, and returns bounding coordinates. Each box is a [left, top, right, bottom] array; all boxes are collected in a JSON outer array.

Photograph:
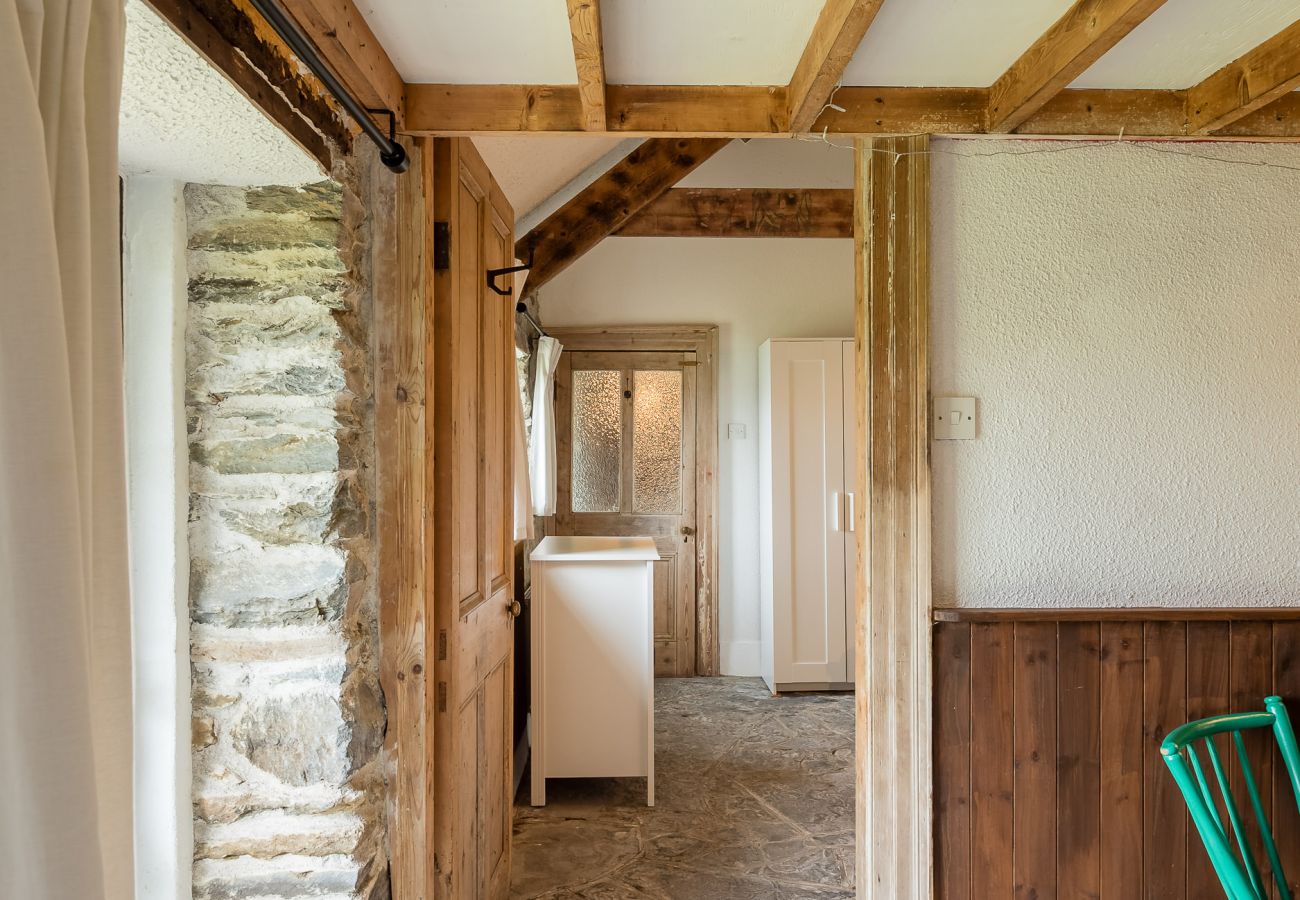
[[845, 492, 856, 532]]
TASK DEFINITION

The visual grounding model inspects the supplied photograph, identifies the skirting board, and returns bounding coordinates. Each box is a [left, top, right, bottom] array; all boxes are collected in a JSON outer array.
[[720, 640, 761, 677]]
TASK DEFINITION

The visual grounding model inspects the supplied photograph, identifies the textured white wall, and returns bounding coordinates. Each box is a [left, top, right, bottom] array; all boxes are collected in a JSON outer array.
[[540, 140, 854, 676], [122, 177, 192, 900], [931, 139, 1300, 608], [120, 0, 321, 186]]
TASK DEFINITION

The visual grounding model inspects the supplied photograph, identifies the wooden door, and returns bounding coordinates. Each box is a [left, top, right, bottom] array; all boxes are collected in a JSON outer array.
[[431, 138, 515, 900], [555, 350, 698, 676]]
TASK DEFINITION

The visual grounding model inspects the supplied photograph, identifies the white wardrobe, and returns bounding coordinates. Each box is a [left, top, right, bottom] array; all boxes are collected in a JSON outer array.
[[758, 338, 857, 693]]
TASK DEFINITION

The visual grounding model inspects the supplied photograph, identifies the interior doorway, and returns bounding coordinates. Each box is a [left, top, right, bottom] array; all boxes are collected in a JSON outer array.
[[550, 330, 718, 677]]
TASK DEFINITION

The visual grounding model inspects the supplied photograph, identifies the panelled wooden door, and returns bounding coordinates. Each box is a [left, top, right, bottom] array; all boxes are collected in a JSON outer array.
[[554, 350, 698, 676], [430, 138, 515, 900]]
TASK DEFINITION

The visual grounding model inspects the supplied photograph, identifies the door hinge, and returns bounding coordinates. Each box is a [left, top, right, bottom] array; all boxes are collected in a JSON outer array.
[[437, 681, 448, 713], [437, 629, 448, 661], [433, 221, 450, 270]]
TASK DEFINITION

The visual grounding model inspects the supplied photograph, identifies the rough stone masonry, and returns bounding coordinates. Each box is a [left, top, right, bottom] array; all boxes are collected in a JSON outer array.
[[184, 175, 386, 899]]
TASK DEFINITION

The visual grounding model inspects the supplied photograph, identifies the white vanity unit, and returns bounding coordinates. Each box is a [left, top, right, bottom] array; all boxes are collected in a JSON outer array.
[[529, 536, 659, 807]]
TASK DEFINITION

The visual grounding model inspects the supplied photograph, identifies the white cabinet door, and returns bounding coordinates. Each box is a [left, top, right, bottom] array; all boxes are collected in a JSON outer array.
[[769, 340, 849, 685], [842, 339, 857, 684]]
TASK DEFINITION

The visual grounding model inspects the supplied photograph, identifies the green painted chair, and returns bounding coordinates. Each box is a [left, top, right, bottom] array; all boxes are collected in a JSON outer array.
[[1162, 696, 1300, 900]]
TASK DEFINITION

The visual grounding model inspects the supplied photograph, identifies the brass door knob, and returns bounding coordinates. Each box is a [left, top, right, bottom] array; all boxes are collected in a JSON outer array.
[[509, 600, 523, 618]]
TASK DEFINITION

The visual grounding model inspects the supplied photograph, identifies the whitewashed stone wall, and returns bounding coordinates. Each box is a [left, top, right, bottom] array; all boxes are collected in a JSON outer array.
[[185, 176, 386, 899]]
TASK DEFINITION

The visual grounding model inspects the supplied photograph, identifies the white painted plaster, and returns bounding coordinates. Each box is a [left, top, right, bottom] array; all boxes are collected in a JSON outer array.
[[473, 135, 627, 221], [538, 140, 854, 676], [359, 0, 577, 84], [119, 0, 321, 186], [828, 0, 1080, 88], [602, 0, 823, 86], [1073, 0, 1300, 89], [931, 139, 1300, 608], [122, 177, 192, 900]]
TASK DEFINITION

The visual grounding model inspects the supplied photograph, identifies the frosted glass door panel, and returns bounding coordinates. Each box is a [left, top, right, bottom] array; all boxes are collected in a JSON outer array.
[[632, 369, 683, 514], [571, 369, 622, 513]]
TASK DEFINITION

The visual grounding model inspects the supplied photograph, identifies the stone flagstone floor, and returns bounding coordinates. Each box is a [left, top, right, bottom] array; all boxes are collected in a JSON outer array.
[[510, 677, 854, 899]]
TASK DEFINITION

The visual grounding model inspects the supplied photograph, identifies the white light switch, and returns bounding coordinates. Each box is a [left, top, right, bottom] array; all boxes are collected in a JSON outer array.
[[727, 423, 747, 440], [933, 397, 977, 440]]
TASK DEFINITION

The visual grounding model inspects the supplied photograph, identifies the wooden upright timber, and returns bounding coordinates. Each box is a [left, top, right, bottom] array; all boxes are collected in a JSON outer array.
[[1187, 19, 1300, 134], [615, 188, 853, 238], [854, 134, 933, 900], [375, 136, 437, 900], [516, 138, 729, 296], [566, 0, 607, 130], [786, 0, 886, 132], [987, 0, 1170, 133]]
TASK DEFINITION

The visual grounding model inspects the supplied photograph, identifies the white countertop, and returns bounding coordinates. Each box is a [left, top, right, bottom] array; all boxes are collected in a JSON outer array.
[[532, 536, 661, 561]]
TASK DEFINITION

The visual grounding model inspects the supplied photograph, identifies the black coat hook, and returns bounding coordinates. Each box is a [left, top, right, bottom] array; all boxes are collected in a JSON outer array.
[[487, 248, 534, 296]]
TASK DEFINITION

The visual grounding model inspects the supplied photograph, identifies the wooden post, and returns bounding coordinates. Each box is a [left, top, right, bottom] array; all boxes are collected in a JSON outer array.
[[376, 136, 437, 900], [853, 134, 933, 900]]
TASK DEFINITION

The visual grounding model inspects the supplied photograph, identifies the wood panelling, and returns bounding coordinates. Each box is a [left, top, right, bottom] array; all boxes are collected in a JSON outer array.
[[934, 615, 1300, 900]]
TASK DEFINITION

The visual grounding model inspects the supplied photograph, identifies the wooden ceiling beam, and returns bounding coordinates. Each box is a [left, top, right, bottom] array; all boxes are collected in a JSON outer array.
[[786, 0, 887, 132], [405, 84, 782, 135], [516, 138, 729, 296], [986, 0, 1170, 133], [262, 0, 406, 124], [566, 0, 607, 130], [616, 188, 853, 237], [1186, 20, 1300, 134], [401, 83, 1300, 140]]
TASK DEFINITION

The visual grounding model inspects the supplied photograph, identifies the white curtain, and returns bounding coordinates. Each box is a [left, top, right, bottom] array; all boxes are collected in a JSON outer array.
[[511, 355, 534, 541], [0, 0, 132, 898], [528, 335, 563, 517]]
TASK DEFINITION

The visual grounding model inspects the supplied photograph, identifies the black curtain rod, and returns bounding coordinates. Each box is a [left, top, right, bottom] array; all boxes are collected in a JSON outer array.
[[245, 0, 408, 173]]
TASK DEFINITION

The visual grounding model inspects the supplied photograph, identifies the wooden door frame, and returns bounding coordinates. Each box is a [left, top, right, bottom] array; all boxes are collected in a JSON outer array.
[[545, 325, 721, 677], [854, 135, 933, 900], [375, 141, 935, 897]]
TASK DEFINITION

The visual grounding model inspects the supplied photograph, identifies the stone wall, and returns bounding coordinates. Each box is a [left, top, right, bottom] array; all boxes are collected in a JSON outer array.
[[185, 173, 385, 898]]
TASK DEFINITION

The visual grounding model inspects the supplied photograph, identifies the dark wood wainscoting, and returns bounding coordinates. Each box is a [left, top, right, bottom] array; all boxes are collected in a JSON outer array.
[[933, 610, 1300, 900]]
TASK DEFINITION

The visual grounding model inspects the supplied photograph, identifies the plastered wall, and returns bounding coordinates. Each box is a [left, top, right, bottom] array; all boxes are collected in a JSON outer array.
[[931, 139, 1300, 608]]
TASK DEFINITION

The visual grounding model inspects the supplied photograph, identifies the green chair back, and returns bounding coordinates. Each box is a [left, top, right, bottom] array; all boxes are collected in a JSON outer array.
[[1161, 696, 1300, 900]]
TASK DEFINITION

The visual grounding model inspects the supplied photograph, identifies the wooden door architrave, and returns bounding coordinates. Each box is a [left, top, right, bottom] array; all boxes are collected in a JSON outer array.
[[546, 326, 720, 677]]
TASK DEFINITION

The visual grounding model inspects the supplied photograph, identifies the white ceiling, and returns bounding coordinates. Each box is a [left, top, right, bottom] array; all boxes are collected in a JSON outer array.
[[358, 0, 578, 84], [844, 0, 1076, 87], [603, 0, 824, 85], [472, 135, 628, 219], [363, 0, 1300, 91], [119, 0, 322, 185], [1071, 0, 1300, 89]]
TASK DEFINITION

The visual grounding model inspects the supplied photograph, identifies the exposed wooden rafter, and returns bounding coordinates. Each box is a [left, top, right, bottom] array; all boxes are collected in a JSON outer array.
[[515, 138, 729, 296], [786, 0, 886, 132], [616, 188, 853, 237], [273, 0, 407, 124], [402, 83, 1300, 139], [566, 0, 607, 130], [1186, 19, 1300, 134], [986, 0, 1170, 133]]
